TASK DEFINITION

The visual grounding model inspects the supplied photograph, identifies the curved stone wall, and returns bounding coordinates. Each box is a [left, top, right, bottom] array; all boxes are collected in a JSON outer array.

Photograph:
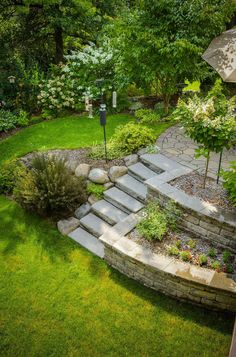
[[100, 222, 236, 312]]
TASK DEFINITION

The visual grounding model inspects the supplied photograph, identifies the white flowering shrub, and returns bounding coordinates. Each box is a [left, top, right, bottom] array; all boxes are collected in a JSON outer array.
[[173, 80, 236, 187], [38, 44, 116, 116], [37, 74, 77, 117]]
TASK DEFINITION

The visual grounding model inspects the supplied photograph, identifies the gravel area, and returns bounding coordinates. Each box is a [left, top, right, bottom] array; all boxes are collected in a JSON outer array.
[[21, 148, 124, 170], [128, 228, 236, 273], [170, 172, 235, 212]]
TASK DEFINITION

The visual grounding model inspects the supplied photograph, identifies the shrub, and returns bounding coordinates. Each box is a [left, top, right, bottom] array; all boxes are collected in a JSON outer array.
[[14, 155, 87, 218], [180, 251, 192, 262], [224, 264, 234, 274], [89, 142, 124, 160], [167, 245, 180, 256], [17, 110, 29, 127], [222, 250, 231, 264], [135, 109, 160, 124], [137, 201, 180, 241], [187, 239, 196, 249], [221, 161, 236, 206], [211, 260, 221, 271], [0, 109, 17, 132], [0, 160, 24, 194], [175, 239, 182, 249], [208, 248, 217, 258], [198, 254, 207, 266], [111, 123, 156, 154], [87, 182, 105, 199]]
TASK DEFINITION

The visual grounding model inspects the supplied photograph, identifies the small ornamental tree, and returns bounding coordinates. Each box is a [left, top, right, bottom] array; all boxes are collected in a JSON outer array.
[[173, 81, 236, 188]]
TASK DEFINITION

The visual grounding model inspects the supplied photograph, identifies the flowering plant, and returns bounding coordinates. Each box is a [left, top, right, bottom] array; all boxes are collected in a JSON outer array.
[[173, 80, 236, 187], [38, 44, 116, 116]]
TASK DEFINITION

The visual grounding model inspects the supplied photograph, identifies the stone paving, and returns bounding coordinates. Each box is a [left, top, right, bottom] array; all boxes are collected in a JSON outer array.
[[157, 124, 236, 178]]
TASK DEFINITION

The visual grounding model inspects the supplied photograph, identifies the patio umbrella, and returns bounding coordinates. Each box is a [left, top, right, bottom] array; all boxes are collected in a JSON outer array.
[[202, 29, 236, 82]]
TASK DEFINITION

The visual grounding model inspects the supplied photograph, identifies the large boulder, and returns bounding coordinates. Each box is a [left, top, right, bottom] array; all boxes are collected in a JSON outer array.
[[124, 154, 138, 166], [109, 166, 128, 182], [57, 217, 80, 235], [88, 168, 109, 184], [75, 203, 91, 219], [75, 163, 91, 178]]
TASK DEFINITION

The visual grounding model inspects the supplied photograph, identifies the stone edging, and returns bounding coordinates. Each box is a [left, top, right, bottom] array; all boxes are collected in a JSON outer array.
[[99, 214, 236, 312], [143, 153, 236, 253]]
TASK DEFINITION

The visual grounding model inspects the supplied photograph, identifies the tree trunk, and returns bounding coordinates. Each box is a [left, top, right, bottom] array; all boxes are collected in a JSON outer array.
[[54, 26, 64, 64], [203, 150, 210, 189], [163, 94, 170, 114]]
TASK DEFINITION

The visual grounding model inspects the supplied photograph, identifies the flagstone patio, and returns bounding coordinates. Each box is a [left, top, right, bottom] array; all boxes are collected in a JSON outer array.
[[157, 124, 236, 178]]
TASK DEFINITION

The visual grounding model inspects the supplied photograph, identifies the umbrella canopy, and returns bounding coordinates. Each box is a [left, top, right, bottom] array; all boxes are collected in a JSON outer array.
[[202, 29, 236, 82]]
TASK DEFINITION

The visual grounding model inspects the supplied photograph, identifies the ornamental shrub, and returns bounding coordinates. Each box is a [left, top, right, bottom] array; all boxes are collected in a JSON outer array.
[[0, 109, 17, 132], [135, 109, 160, 124], [111, 123, 156, 154], [221, 161, 236, 206], [14, 155, 87, 218], [0, 109, 29, 132], [173, 80, 236, 187], [137, 200, 180, 241], [0, 160, 24, 194]]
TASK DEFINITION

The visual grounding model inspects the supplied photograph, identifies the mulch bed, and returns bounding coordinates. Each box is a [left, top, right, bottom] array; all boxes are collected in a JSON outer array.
[[170, 172, 236, 213], [128, 228, 236, 274], [21, 148, 125, 171]]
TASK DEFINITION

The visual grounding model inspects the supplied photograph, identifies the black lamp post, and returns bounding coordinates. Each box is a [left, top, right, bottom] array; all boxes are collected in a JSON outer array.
[[95, 78, 108, 163]]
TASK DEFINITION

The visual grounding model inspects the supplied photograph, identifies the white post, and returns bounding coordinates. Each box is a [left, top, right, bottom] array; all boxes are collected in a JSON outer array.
[[85, 96, 89, 111], [88, 103, 93, 118], [112, 91, 117, 108]]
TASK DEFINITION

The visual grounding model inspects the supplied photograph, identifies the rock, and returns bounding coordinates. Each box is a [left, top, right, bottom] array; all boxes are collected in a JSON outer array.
[[57, 217, 80, 235], [137, 147, 149, 156], [88, 194, 100, 205], [88, 168, 109, 184], [66, 160, 79, 172], [109, 166, 128, 182], [124, 154, 138, 166], [104, 182, 114, 189], [75, 163, 91, 178], [75, 203, 91, 219]]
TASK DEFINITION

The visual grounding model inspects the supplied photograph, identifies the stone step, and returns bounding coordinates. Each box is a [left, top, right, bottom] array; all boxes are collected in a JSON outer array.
[[91, 200, 128, 225], [128, 162, 157, 182], [68, 227, 104, 258], [140, 153, 182, 173], [80, 213, 111, 238], [104, 187, 144, 214], [116, 174, 147, 202]]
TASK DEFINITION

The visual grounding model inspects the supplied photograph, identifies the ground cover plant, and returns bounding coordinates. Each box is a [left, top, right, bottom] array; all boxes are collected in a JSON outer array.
[[0, 195, 234, 357]]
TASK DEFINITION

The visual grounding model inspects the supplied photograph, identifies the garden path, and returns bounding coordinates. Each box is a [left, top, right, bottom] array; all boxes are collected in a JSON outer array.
[[157, 125, 236, 178]]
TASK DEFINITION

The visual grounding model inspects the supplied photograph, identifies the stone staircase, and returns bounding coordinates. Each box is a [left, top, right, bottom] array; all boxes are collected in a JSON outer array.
[[68, 154, 169, 258]]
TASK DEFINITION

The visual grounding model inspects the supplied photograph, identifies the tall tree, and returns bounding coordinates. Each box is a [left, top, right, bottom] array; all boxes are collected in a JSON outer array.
[[108, 0, 235, 112]]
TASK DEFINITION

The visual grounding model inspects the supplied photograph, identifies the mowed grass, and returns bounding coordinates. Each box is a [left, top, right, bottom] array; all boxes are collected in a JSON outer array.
[[0, 113, 171, 165], [0, 195, 234, 357]]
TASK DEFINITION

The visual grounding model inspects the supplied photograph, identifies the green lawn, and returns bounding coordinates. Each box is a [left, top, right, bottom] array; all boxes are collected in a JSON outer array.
[[0, 114, 234, 356], [0, 195, 233, 357], [0, 114, 171, 165]]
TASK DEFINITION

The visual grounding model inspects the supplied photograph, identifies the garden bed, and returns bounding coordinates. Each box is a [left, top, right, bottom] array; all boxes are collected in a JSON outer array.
[[170, 172, 236, 213], [21, 148, 125, 171], [128, 228, 236, 274]]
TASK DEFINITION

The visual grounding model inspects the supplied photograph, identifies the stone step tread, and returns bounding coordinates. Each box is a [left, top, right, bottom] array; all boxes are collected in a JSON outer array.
[[68, 227, 104, 258], [116, 174, 147, 202], [80, 213, 111, 238], [104, 187, 143, 213], [140, 153, 182, 173], [128, 162, 157, 182], [91, 200, 128, 225]]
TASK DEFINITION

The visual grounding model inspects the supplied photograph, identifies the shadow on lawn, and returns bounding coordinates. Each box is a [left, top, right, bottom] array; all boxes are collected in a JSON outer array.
[[0, 198, 76, 261], [105, 262, 234, 335]]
